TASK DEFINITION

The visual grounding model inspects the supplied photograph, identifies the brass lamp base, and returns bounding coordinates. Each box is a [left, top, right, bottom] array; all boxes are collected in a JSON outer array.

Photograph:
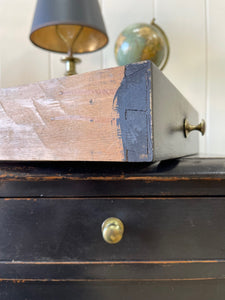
[[61, 56, 81, 76]]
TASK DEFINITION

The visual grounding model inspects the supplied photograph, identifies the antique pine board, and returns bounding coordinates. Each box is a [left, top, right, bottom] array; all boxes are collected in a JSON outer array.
[[0, 61, 198, 161]]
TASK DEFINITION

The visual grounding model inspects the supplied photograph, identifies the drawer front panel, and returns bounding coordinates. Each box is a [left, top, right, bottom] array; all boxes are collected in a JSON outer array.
[[1, 261, 225, 281], [0, 198, 225, 261], [0, 280, 225, 300]]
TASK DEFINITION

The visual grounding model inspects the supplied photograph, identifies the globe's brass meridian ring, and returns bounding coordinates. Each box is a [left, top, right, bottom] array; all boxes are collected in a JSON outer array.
[[150, 18, 170, 70]]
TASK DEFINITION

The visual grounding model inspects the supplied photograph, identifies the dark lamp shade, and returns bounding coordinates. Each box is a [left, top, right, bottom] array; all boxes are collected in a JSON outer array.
[[30, 0, 108, 54]]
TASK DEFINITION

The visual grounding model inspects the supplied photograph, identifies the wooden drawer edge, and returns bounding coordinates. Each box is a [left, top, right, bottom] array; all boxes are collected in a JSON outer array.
[[1, 260, 225, 281]]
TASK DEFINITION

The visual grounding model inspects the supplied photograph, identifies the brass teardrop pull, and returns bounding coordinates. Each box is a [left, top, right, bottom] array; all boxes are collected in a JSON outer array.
[[184, 119, 206, 138], [101, 217, 124, 244]]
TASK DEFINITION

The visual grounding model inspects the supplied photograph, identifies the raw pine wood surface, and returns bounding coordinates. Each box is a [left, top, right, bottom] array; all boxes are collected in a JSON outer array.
[[0, 66, 125, 161]]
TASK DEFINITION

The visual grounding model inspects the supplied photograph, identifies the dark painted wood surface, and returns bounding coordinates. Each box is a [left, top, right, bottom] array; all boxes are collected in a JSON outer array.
[[0, 158, 224, 197], [0, 198, 225, 262], [0, 158, 225, 299], [1, 261, 225, 280], [0, 280, 225, 300], [113, 61, 152, 161]]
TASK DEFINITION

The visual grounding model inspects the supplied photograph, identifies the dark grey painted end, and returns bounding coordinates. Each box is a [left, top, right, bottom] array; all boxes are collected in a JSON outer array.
[[113, 61, 153, 162]]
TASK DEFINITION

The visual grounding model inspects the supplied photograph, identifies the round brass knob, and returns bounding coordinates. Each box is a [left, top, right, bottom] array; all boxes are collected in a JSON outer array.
[[101, 217, 124, 244], [184, 119, 206, 138]]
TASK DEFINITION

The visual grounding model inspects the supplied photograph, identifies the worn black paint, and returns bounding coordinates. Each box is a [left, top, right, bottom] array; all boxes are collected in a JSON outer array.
[[1, 261, 225, 280], [0, 158, 224, 198], [1, 280, 225, 300], [0, 197, 225, 262], [0, 158, 225, 299], [113, 61, 152, 162]]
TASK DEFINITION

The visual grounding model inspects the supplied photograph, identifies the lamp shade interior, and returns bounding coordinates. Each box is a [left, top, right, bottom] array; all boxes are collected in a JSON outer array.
[[30, 0, 108, 54]]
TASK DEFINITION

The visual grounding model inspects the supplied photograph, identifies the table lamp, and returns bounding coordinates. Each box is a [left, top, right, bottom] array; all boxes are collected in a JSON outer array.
[[30, 0, 108, 76]]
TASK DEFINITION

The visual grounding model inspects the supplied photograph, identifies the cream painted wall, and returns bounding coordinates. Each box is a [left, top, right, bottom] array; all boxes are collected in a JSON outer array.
[[0, 0, 224, 156]]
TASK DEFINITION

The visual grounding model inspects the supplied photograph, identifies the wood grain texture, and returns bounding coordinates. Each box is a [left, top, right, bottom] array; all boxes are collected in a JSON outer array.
[[0, 61, 154, 162], [0, 65, 125, 161]]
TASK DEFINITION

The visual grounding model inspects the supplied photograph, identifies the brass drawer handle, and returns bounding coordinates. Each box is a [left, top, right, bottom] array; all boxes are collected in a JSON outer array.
[[184, 119, 206, 137], [101, 217, 124, 244]]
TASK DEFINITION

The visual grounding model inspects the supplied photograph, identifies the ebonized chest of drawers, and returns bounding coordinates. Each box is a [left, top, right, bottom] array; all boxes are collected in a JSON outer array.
[[0, 158, 225, 299]]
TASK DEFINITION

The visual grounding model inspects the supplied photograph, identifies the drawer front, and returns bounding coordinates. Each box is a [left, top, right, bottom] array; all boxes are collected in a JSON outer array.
[[0, 198, 225, 262], [0, 280, 225, 300]]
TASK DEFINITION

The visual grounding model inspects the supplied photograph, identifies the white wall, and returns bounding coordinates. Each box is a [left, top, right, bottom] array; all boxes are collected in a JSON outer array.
[[0, 0, 224, 156]]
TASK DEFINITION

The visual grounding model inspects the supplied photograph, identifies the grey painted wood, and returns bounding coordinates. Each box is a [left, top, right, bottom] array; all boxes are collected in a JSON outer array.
[[113, 61, 152, 161], [152, 63, 199, 161]]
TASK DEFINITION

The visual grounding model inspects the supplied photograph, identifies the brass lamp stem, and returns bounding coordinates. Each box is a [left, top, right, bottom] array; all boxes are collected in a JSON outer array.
[[61, 56, 81, 76], [56, 25, 84, 75]]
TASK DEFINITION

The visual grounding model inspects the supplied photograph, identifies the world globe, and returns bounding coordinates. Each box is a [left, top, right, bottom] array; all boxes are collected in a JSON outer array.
[[115, 20, 169, 70]]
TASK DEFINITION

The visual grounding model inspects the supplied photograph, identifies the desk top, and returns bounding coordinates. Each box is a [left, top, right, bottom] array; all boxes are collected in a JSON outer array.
[[0, 157, 224, 197]]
